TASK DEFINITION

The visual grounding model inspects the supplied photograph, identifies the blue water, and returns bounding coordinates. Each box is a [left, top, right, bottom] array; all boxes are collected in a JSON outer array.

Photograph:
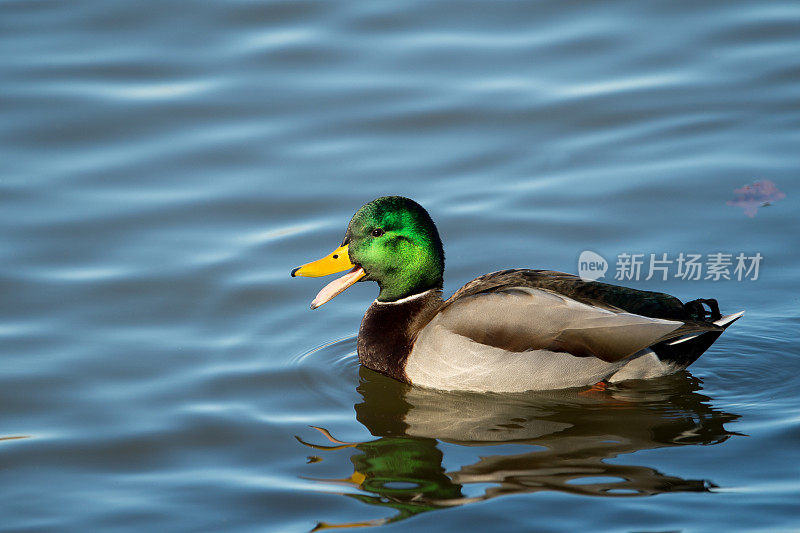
[[2, 0, 799, 531]]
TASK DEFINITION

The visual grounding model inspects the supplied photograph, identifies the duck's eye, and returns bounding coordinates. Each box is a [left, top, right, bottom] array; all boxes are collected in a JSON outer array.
[[371, 228, 385, 237]]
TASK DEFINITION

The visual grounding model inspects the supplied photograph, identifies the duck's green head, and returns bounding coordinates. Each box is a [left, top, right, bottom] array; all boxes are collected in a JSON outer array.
[[291, 196, 444, 308]]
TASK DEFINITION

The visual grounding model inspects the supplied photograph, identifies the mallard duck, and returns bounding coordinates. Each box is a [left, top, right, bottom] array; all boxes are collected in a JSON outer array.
[[291, 196, 743, 392]]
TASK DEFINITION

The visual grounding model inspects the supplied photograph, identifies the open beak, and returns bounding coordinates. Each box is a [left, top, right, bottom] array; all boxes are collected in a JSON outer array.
[[291, 244, 366, 309]]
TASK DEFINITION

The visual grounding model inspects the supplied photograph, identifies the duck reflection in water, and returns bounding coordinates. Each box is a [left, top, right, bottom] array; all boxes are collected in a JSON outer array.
[[297, 367, 740, 530]]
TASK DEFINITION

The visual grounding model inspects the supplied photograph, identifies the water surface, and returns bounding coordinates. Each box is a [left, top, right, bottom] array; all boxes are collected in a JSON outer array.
[[2, 0, 799, 531]]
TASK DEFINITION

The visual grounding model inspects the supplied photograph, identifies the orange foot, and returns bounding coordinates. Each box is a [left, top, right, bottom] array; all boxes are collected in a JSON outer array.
[[579, 381, 608, 397]]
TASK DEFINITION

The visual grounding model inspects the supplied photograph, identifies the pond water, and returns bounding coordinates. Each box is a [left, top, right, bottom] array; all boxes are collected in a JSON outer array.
[[2, 0, 799, 531]]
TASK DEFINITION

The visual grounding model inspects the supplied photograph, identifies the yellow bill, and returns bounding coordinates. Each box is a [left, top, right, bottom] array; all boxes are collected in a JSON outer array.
[[291, 244, 366, 309]]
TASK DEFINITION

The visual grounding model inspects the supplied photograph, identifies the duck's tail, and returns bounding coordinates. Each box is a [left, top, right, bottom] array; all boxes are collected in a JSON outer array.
[[651, 307, 745, 368]]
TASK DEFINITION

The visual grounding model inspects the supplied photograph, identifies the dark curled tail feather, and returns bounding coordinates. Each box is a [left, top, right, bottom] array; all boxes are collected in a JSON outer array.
[[684, 298, 722, 321], [652, 301, 742, 368]]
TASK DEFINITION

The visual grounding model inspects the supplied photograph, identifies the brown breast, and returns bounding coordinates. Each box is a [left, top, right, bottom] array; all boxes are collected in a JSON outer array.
[[357, 290, 444, 383]]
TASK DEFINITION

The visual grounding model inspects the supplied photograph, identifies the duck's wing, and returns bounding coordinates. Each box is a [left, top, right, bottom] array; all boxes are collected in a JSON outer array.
[[437, 270, 721, 363], [448, 269, 690, 320]]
